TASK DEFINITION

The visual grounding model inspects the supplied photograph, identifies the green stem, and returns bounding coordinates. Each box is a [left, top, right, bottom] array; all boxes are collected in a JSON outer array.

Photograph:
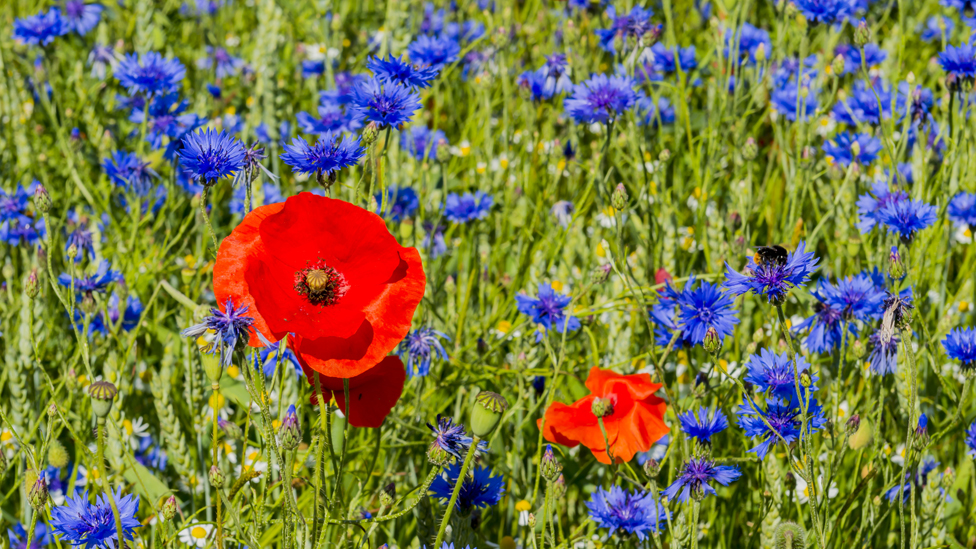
[[212, 385, 223, 549], [432, 435, 481, 549], [690, 500, 701, 549], [96, 418, 127, 549], [199, 186, 219, 254]]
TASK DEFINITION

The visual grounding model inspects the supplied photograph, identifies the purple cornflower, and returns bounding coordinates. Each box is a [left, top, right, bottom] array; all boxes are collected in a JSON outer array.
[[737, 395, 827, 460], [114, 52, 186, 96], [426, 416, 483, 461], [648, 43, 697, 74], [180, 298, 255, 367], [87, 43, 117, 79], [302, 60, 325, 78], [885, 457, 940, 504], [771, 81, 819, 122], [586, 486, 667, 540], [407, 34, 461, 69], [399, 327, 449, 377], [791, 0, 857, 23], [868, 329, 899, 375], [823, 132, 883, 166], [423, 222, 447, 259], [744, 348, 818, 402], [129, 92, 207, 157], [102, 150, 157, 196], [879, 199, 937, 243], [725, 23, 771, 65], [65, 225, 95, 263], [444, 191, 493, 223], [367, 54, 440, 89], [376, 186, 419, 222], [836, 44, 887, 75], [856, 181, 908, 233], [13, 8, 68, 46], [107, 292, 142, 332], [429, 464, 504, 510], [232, 143, 277, 190], [677, 406, 728, 444], [651, 275, 739, 348], [256, 340, 302, 378], [662, 458, 741, 502], [594, 5, 655, 55], [8, 522, 52, 549], [825, 273, 887, 322], [177, 128, 246, 184], [402, 126, 447, 161], [948, 192, 976, 230], [938, 43, 976, 81], [942, 327, 976, 373], [794, 280, 852, 354], [199, 47, 244, 78], [516, 282, 581, 342], [280, 133, 365, 178], [919, 16, 954, 42], [637, 97, 675, 126], [296, 92, 365, 136], [49, 489, 140, 549], [832, 80, 897, 125], [724, 241, 818, 304], [58, 260, 122, 297], [518, 54, 574, 100], [564, 74, 641, 124], [349, 77, 422, 129], [63, 1, 103, 36]]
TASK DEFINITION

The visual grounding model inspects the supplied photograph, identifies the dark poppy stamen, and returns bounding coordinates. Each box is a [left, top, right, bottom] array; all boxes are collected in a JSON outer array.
[[295, 260, 348, 306]]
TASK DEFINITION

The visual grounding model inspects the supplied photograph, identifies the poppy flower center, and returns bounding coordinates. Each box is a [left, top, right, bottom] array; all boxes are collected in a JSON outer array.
[[294, 260, 348, 306]]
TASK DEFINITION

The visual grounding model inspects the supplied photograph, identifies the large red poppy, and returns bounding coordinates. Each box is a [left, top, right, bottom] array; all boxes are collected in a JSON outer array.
[[214, 192, 426, 378], [538, 367, 669, 464], [300, 355, 406, 428]]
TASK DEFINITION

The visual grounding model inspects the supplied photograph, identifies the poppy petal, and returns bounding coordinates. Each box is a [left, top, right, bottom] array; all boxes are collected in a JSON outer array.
[[302, 355, 406, 428]]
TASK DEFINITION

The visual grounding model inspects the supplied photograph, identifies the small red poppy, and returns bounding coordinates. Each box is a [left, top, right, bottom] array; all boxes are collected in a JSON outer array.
[[538, 367, 669, 464], [300, 355, 406, 428], [213, 193, 426, 378]]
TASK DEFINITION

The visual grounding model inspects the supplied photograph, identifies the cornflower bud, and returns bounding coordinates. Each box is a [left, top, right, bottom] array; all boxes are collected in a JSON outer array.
[[831, 55, 846, 76], [161, 495, 178, 521], [28, 473, 48, 510], [25, 269, 39, 299], [209, 465, 224, 489], [742, 137, 758, 160], [854, 19, 871, 47], [541, 444, 562, 482], [34, 184, 52, 214], [610, 184, 628, 211], [361, 122, 379, 147], [846, 414, 860, 436], [703, 327, 722, 355], [279, 404, 302, 451]]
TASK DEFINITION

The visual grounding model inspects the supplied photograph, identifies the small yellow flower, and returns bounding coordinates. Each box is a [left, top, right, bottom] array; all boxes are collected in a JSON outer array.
[[550, 280, 564, 292], [718, 359, 729, 372], [556, 159, 567, 172], [185, 254, 197, 268], [459, 140, 471, 156], [961, 301, 970, 313], [515, 500, 531, 512], [342, 39, 351, 48], [245, 96, 256, 108], [225, 106, 237, 116], [596, 241, 607, 258], [227, 364, 241, 378], [496, 320, 512, 334], [499, 155, 509, 169], [476, 161, 487, 174]]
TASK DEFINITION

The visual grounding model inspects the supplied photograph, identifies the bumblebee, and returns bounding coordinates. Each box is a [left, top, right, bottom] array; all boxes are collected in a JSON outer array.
[[753, 245, 788, 267]]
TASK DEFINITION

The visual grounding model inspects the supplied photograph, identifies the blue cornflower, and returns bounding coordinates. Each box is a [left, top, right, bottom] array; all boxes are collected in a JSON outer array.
[[367, 54, 440, 89], [771, 81, 818, 122], [648, 43, 697, 74], [825, 273, 887, 322], [232, 143, 278, 191], [65, 225, 95, 262], [832, 80, 897, 125], [938, 43, 976, 80], [430, 463, 504, 510], [13, 8, 68, 46], [725, 23, 771, 65], [919, 16, 954, 42], [296, 93, 365, 136], [823, 132, 883, 166], [63, 1, 103, 36], [134, 436, 168, 471], [107, 292, 142, 332], [836, 44, 887, 75], [519, 68, 553, 101], [737, 395, 827, 460], [651, 276, 739, 348], [586, 485, 666, 540], [677, 406, 728, 444], [662, 458, 741, 502], [281, 134, 365, 178], [114, 52, 186, 96], [948, 192, 976, 230], [102, 151, 157, 196], [180, 298, 255, 367], [302, 60, 325, 78], [541, 54, 573, 96], [879, 199, 937, 242], [885, 457, 940, 504], [199, 47, 244, 78], [594, 5, 655, 55], [256, 340, 302, 378], [49, 489, 140, 549], [349, 77, 422, 129], [0, 182, 37, 221], [230, 182, 283, 215], [58, 260, 122, 296], [942, 327, 976, 372], [400, 327, 450, 377], [8, 521, 52, 549], [426, 416, 485, 461], [794, 283, 849, 354], [724, 241, 819, 303], [177, 128, 246, 184], [791, 0, 856, 23], [0, 216, 46, 247], [88, 43, 116, 79], [423, 223, 447, 259], [516, 282, 581, 341], [375, 186, 419, 222], [403, 126, 447, 161], [564, 74, 641, 124], [637, 96, 675, 126], [743, 348, 818, 402], [128, 93, 207, 158], [965, 420, 976, 458], [407, 34, 461, 69], [856, 181, 908, 233], [444, 191, 493, 223]]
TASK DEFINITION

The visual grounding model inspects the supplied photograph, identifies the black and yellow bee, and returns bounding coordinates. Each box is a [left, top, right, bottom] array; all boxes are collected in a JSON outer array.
[[753, 245, 788, 267]]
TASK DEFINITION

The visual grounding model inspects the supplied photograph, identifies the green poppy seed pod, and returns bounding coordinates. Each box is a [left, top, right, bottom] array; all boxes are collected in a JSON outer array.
[[48, 440, 69, 469], [854, 19, 871, 47], [610, 184, 628, 211], [774, 521, 807, 549], [25, 269, 39, 299], [702, 327, 722, 356], [658, 149, 671, 162], [831, 55, 846, 77], [643, 458, 661, 479], [361, 122, 379, 147], [33, 184, 52, 214], [28, 474, 48, 510], [742, 137, 758, 160], [590, 396, 614, 419], [88, 380, 118, 418], [278, 405, 302, 451], [209, 465, 224, 489], [471, 391, 508, 438], [161, 495, 178, 521], [541, 444, 562, 482], [852, 339, 866, 360]]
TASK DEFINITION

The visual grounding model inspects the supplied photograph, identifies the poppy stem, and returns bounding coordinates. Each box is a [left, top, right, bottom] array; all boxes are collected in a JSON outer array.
[[596, 417, 613, 464], [432, 434, 481, 549], [96, 417, 127, 549]]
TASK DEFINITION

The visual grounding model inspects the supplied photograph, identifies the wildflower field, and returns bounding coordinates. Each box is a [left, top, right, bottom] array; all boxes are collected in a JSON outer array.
[[3, 0, 976, 547]]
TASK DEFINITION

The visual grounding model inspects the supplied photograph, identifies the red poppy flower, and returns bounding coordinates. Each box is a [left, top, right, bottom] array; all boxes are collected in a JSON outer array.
[[214, 192, 426, 378], [538, 367, 669, 464], [300, 355, 406, 428]]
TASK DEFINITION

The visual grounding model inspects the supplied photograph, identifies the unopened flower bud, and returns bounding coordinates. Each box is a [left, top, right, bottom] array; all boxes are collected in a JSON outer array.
[[888, 246, 905, 279], [742, 137, 758, 160], [849, 140, 861, 159], [88, 380, 118, 418], [279, 404, 302, 450], [852, 339, 866, 360], [380, 482, 396, 506], [218, 417, 243, 440], [435, 139, 451, 163], [658, 149, 671, 162], [471, 391, 508, 437], [754, 43, 766, 63], [361, 122, 379, 147], [846, 414, 860, 435], [752, 329, 764, 344], [610, 184, 628, 211], [66, 244, 78, 261], [831, 55, 846, 77], [854, 19, 871, 47], [799, 371, 812, 388], [25, 269, 39, 299], [912, 414, 929, 450], [209, 465, 224, 489], [34, 184, 52, 214], [591, 396, 614, 418], [28, 472, 48, 510], [702, 327, 722, 355], [427, 441, 452, 466], [643, 458, 661, 479], [784, 472, 797, 492], [527, 513, 537, 529], [592, 264, 612, 284], [161, 495, 178, 521], [48, 440, 69, 469], [541, 444, 562, 482]]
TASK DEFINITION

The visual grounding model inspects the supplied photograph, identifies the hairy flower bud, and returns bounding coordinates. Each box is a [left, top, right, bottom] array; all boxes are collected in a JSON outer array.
[[852, 339, 866, 360], [854, 19, 871, 47], [846, 414, 860, 436], [742, 137, 758, 160], [161, 495, 178, 521], [218, 417, 243, 440], [610, 184, 628, 211], [643, 458, 661, 479], [25, 269, 39, 299], [361, 122, 379, 147], [658, 149, 671, 162], [702, 327, 722, 356], [88, 380, 118, 418], [209, 465, 224, 489], [48, 440, 69, 469], [774, 522, 806, 549], [888, 246, 906, 280], [380, 482, 396, 507], [28, 473, 48, 510], [471, 391, 508, 438], [541, 444, 562, 482], [34, 184, 52, 214], [279, 404, 302, 451], [831, 55, 846, 76]]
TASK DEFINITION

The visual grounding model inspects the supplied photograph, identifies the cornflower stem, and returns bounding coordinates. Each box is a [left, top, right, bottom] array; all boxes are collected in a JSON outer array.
[[688, 500, 701, 549], [432, 435, 481, 549], [212, 384, 223, 549], [539, 481, 553, 549], [96, 417, 127, 549], [199, 186, 219, 255], [898, 326, 920, 549], [931, 378, 973, 443], [25, 512, 39, 549]]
